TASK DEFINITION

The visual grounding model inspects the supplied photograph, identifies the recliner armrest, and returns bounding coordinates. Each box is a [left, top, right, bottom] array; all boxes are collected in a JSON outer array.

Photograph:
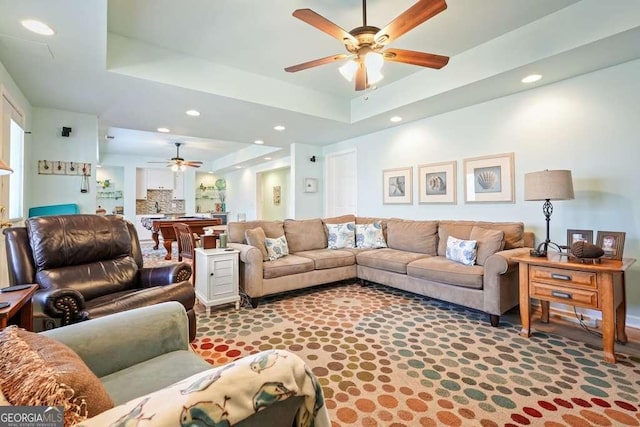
[[138, 262, 192, 287], [32, 287, 87, 326], [41, 301, 191, 378]]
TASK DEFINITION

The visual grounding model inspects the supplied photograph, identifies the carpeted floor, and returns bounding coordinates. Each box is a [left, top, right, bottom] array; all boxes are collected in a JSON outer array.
[[142, 242, 640, 426]]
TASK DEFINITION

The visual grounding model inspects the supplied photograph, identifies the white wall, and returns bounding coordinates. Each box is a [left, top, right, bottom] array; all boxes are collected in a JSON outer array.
[[291, 143, 323, 219], [28, 108, 98, 214], [323, 59, 640, 323], [260, 167, 290, 220]]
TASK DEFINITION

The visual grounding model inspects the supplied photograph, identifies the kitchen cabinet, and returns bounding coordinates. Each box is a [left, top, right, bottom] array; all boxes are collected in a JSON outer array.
[[146, 169, 174, 190], [136, 168, 147, 199]]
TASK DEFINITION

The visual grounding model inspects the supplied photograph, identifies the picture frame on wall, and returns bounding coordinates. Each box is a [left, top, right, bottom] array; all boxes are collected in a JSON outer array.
[[304, 177, 318, 193], [596, 231, 626, 260], [463, 152, 515, 203], [418, 161, 456, 204], [566, 229, 593, 247], [383, 167, 412, 204]]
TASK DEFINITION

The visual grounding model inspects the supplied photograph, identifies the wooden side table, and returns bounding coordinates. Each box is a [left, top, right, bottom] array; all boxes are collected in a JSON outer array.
[[514, 253, 636, 363], [0, 284, 39, 331]]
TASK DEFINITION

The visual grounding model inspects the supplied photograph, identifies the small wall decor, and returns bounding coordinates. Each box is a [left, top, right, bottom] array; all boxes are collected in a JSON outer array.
[[38, 160, 91, 176], [273, 186, 281, 205], [383, 167, 412, 204], [463, 152, 514, 203], [304, 178, 318, 193], [566, 229, 593, 247], [596, 231, 626, 260], [418, 161, 456, 204]]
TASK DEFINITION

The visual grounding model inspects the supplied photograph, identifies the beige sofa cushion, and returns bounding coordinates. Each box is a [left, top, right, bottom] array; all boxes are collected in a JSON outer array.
[[357, 248, 431, 274], [323, 215, 356, 224], [228, 221, 284, 243], [407, 257, 484, 289], [263, 255, 315, 279], [284, 219, 327, 253], [438, 220, 525, 255], [245, 227, 269, 261], [470, 227, 504, 266], [386, 219, 438, 254], [295, 249, 355, 270]]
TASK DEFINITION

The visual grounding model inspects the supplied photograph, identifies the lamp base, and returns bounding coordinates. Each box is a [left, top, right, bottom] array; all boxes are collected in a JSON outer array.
[[530, 240, 564, 257]]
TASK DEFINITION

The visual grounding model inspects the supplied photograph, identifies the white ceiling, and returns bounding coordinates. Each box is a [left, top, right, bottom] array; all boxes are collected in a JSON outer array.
[[0, 0, 639, 171]]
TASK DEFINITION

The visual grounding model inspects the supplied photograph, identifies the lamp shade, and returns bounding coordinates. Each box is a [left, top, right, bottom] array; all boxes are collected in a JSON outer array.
[[0, 159, 13, 175], [524, 170, 574, 201]]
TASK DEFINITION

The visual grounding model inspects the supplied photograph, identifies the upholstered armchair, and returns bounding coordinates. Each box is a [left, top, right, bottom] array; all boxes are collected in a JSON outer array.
[[3, 214, 197, 340]]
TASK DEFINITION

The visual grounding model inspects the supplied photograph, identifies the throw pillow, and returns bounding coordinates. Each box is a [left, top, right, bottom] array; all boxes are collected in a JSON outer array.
[[245, 227, 269, 261], [445, 236, 478, 266], [265, 235, 290, 261], [0, 326, 114, 424], [469, 227, 505, 266], [326, 222, 356, 249], [356, 222, 388, 249]]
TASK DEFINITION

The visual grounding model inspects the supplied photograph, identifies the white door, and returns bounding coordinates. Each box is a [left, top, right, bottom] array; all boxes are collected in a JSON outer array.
[[324, 150, 357, 217]]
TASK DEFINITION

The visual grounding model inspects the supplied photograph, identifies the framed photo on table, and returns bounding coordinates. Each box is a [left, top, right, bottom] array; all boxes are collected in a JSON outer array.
[[463, 152, 515, 203], [566, 229, 593, 247], [418, 161, 456, 204], [596, 231, 626, 260], [383, 167, 412, 204]]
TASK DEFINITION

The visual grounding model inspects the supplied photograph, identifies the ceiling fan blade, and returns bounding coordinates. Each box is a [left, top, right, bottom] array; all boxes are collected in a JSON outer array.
[[355, 63, 367, 91], [183, 163, 202, 168], [375, 0, 447, 46], [285, 54, 349, 73], [147, 161, 169, 163], [184, 161, 203, 165], [292, 9, 358, 45], [383, 48, 449, 69]]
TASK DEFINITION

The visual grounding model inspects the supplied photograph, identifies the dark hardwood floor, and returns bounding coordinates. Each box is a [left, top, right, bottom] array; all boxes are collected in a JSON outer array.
[[502, 306, 640, 359]]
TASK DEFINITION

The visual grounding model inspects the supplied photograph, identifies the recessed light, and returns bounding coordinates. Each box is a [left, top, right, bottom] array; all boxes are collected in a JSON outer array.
[[208, 171, 214, 174], [521, 74, 542, 84], [157, 127, 170, 133], [273, 125, 285, 131], [21, 19, 55, 36], [235, 166, 242, 169], [185, 110, 200, 117], [264, 157, 272, 160], [254, 140, 264, 145], [390, 116, 403, 123]]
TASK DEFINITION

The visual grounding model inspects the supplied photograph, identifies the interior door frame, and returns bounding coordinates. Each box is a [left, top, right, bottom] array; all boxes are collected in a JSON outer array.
[[324, 148, 357, 218]]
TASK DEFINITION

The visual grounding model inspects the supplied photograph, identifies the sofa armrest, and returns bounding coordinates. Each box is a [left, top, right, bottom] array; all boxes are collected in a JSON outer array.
[[482, 247, 535, 315], [32, 288, 87, 326], [228, 243, 265, 298], [78, 350, 330, 427], [41, 301, 191, 378], [138, 262, 192, 287]]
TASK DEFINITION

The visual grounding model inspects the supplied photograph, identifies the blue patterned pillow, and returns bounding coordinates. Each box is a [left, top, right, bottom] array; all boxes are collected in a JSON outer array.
[[265, 235, 289, 261], [326, 222, 356, 249], [445, 236, 477, 266], [356, 222, 387, 249]]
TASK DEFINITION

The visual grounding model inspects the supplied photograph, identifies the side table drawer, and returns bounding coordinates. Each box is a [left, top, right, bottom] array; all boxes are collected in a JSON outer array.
[[531, 282, 598, 308], [530, 266, 596, 289]]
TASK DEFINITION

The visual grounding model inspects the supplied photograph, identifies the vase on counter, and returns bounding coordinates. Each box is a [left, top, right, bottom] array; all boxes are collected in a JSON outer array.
[[221, 203, 226, 212]]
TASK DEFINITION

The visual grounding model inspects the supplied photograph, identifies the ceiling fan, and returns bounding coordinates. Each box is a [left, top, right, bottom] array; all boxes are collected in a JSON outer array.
[[284, 0, 449, 91], [148, 142, 203, 170]]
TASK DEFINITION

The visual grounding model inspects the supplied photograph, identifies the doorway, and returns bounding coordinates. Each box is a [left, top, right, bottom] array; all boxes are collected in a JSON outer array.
[[257, 167, 290, 220], [325, 149, 357, 217]]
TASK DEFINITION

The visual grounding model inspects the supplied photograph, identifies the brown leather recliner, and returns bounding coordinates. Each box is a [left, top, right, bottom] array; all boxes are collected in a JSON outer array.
[[3, 214, 197, 340]]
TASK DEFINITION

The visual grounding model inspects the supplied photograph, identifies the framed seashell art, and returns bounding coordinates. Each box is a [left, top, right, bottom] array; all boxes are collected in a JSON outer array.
[[418, 161, 456, 204], [383, 167, 413, 204], [463, 152, 515, 203]]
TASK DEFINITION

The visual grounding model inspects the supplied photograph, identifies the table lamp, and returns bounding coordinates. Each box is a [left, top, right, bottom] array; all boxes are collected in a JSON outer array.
[[524, 169, 574, 256]]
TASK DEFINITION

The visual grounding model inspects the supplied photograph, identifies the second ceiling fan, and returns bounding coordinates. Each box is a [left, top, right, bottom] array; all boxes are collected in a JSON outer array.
[[285, 0, 450, 91]]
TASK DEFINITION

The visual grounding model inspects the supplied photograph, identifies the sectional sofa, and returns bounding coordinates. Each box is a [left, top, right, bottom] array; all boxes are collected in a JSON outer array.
[[228, 215, 534, 326]]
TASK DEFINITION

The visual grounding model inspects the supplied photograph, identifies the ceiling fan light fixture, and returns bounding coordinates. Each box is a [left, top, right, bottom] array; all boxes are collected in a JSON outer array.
[[339, 60, 358, 82], [171, 164, 179, 172]]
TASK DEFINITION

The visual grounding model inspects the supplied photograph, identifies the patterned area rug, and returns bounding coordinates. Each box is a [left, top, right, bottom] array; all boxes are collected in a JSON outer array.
[[190, 283, 640, 427]]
